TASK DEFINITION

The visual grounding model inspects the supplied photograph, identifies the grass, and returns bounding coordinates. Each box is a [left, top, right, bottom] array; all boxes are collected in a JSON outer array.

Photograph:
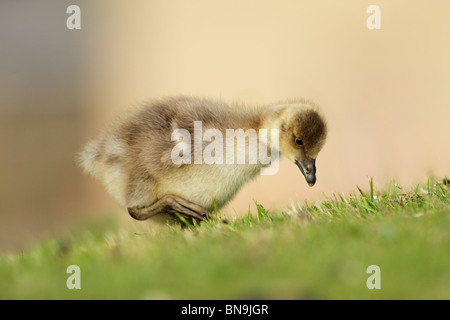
[[0, 177, 449, 299]]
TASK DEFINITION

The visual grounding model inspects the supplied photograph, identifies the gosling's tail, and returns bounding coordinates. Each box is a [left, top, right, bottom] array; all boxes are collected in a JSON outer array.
[[77, 138, 105, 180], [77, 134, 129, 206]]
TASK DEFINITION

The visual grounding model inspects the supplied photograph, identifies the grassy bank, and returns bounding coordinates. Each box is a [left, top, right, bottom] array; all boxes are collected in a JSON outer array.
[[1, 178, 449, 299]]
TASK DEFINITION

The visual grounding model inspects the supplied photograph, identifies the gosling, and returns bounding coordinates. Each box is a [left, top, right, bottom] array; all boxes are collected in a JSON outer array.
[[78, 96, 327, 222]]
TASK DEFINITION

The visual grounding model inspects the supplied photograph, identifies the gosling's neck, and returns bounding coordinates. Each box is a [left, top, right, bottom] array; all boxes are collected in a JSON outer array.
[[258, 103, 285, 129], [253, 104, 285, 162]]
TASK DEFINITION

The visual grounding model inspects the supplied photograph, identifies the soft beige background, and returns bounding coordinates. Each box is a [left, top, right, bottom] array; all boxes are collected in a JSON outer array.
[[1, 0, 449, 252]]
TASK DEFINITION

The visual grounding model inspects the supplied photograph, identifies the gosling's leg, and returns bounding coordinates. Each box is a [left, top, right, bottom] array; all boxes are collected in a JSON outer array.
[[127, 194, 211, 222]]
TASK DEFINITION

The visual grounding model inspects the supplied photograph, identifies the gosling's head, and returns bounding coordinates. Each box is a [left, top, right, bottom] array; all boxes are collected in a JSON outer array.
[[268, 100, 327, 186]]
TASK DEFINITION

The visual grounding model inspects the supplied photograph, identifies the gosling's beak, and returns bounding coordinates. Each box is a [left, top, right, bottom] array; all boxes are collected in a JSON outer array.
[[295, 158, 316, 187]]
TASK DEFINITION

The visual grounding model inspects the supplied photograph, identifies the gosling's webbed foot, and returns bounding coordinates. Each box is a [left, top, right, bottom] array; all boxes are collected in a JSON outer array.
[[127, 194, 211, 222]]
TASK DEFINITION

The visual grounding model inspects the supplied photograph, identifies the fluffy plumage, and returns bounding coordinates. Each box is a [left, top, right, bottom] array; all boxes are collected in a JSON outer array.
[[78, 96, 327, 220]]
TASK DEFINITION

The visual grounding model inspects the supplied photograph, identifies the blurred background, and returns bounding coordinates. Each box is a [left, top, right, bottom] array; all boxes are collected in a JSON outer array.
[[1, 0, 449, 253]]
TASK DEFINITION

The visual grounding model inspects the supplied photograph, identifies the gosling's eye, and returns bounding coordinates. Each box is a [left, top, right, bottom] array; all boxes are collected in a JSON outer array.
[[295, 138, 303, 146]]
